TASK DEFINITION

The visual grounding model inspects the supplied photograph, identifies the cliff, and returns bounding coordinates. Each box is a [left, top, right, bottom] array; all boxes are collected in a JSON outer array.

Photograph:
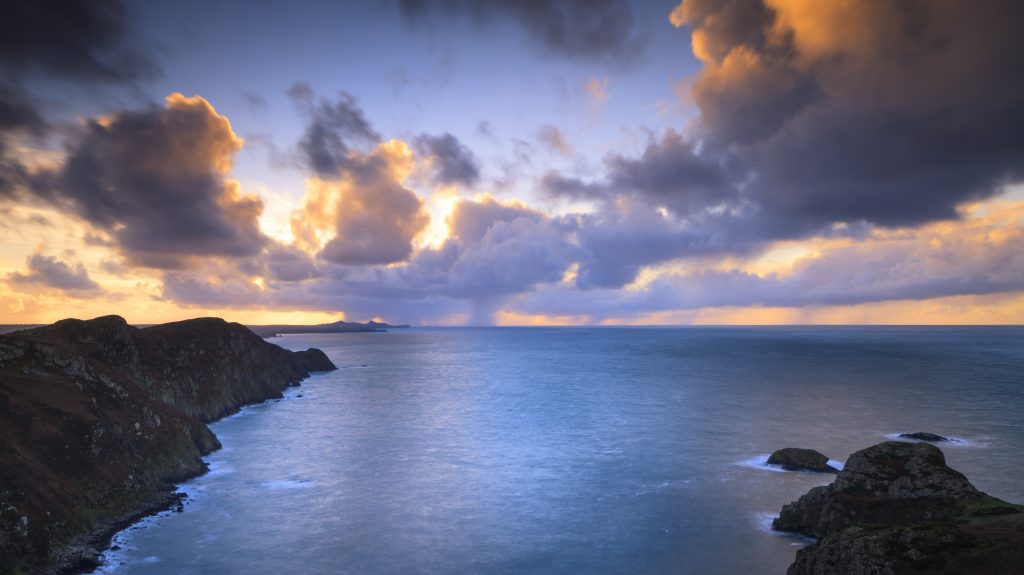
[[0, 316, 336, 574], [774, 441, 1024, 574]]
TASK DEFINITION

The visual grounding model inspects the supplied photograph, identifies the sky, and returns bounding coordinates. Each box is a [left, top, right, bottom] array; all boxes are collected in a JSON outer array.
[[2, 0, 1024, 325]]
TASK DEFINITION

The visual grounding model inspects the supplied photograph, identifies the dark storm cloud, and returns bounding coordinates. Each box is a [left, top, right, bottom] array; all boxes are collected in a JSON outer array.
[[7, 253, 102, 295], [542, 130, 737, 218], [674, 0, 1024, 232], [0, 0, 158, 83], [539, 0, 1024, 268], [0, 84, 46, 133], [413, 133, 480, 187], [398, 0, 648, 64], [1, 0, 158, 202], [289, 82, 381, 178], [571, 202, 734, 289], [0, 143, 29, 199], [0, 84, 49, 199], [48, 94, 267, 268]]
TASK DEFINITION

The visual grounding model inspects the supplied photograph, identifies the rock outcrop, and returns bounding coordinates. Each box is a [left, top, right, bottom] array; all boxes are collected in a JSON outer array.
[[898, 431, 949, 442], [0, 316, 336, 574], [774, 441, 1024, 574], [767, 448, 838, 473]]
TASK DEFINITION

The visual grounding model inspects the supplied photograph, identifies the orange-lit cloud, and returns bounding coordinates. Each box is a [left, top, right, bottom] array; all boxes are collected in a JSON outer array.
[[585, 77, 610, 105], [290, 139, 429, 266]]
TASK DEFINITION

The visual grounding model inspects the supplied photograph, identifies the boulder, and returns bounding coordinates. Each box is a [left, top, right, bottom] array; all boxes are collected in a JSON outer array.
[[768, 448, 838, 473], [774, 441, 1024, 575], [899, 431, 949, 442], [773, 441, 981, 538]]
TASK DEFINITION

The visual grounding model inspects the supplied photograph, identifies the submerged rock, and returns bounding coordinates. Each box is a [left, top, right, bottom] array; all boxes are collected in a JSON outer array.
[[767, 448, 838, 473], [898, 431, 950, 442], [774, 441, 1024, 574]]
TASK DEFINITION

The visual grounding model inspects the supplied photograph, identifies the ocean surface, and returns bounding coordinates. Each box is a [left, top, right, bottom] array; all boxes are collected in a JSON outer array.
[[99, 327, 1024, 574]]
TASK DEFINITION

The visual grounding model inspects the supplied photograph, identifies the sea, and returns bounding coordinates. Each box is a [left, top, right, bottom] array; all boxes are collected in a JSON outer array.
[[97, 327, 1024, 574]]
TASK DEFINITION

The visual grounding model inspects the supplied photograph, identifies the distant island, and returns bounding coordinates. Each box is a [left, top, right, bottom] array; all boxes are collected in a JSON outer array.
[[0, 316, 336, 574], [247, 320, 410, 338]]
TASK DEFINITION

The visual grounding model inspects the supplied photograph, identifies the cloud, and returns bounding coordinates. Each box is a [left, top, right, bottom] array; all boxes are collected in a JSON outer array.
[[0, 84, 51, 199], [289, 83, 381, 178], [0, 0, 159, 83], [153, 186, 1024, 326], [537, 125, 572, 157], [584, 77, 609, 105], [413, 133, 480, 187], [291, 140, 429, 266], [542, 130, 738, 219], [7, 253, 103, 296], [0, 84, 46, 133], [511, 199, 1024, 319], [1, 0, 158, 203], [571, 200, 727, 289], [261, 245, 320, 282], [48, 93, 267, 268], [668, 0, 1024, 232], [398, 0, 647, 64], [158, 195, 577, 323], [447, 195, 543, 243]]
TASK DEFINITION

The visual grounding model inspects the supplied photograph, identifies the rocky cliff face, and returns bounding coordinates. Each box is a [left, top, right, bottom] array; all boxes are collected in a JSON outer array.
[[0, 316, 336, 574], [774, 442, 982, 539], [774, 441, 1024, 575], [20, 316, 336, 422]]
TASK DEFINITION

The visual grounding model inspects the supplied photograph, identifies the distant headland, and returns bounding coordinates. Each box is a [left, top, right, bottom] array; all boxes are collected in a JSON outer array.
[[247, 320, 411, 338]]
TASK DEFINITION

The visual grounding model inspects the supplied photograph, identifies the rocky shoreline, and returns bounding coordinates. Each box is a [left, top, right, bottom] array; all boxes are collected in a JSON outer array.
[[771, 441, 1024, 574], [0, 316, 337, 575]]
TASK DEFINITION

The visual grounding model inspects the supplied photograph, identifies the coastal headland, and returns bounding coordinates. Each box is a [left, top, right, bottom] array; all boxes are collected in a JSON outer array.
[[0, 316, 336, 574]]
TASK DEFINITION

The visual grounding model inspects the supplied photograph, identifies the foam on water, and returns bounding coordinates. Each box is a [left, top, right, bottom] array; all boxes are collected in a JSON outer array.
[[96, 502, 180, 573], [753, 512, 815, 545], [736, 455, 787, 473], [204, 460, 234, 478], [262, 479, 316, 490], [736, 455, 844, 473], [631, 478, 694, 497]]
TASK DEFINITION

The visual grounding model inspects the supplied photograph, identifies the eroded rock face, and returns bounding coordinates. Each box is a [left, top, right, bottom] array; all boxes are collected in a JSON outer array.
[[775, 441, 1024, 575], [768, 448, 838, 473], [773, 442, 980, 539], [0, 316, 337, 574], [787, 515, 1024, 575], [22, 316, 338, 422]]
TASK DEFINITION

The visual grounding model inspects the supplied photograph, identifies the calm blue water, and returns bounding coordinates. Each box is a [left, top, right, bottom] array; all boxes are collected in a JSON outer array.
[[99, 327, 1024, 574]]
